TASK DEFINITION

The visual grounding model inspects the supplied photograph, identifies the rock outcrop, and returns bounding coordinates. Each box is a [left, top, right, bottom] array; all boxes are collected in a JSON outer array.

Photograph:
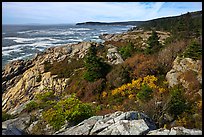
[[2, 113, 31, 135], [106, 44, 124, 64], [147, 127, 202, 135], [100, 30, 170, 46], [2, 42, 98, 114], [53, 111, 202, 135], [166, 56, 202, 89], [54, 111, 157, 135]]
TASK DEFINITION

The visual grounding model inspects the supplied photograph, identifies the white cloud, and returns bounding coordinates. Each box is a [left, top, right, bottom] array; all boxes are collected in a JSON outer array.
[[2, 2, 202, 24]]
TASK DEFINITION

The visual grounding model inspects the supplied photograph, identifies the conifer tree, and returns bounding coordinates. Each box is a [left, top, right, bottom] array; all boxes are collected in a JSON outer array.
[[84, 46, 109, 82], [145, 30, 160, 54]]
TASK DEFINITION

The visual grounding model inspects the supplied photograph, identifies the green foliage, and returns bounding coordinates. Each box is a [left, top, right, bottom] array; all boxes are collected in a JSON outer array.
[[168, 87, 188, 117], [44, 58, 84, 78], [36, 91, 56, 102], [138, 11, 202, 41], [2, 112, 15, 122], [25, 101, 39, 112], [84, 46, 110, 82], [35, 91, 57, 110], [43, 108, 65, 131], [182, 40, 202, 60], [136, 84, 153, 101], [42, 94, 95, 131], [119, 42, 135, 59], [145, 31, 161, 54]]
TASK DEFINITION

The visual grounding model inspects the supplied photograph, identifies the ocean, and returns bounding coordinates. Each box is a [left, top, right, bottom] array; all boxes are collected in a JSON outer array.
[[2, 24, 134, 68]]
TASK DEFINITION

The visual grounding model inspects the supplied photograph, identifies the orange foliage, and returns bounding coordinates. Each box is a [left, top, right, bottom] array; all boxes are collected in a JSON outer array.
[[125, 53, 159, 78]]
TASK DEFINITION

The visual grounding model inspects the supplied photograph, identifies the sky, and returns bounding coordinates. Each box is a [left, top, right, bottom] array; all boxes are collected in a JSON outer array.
[[2, 2, 202, 24]]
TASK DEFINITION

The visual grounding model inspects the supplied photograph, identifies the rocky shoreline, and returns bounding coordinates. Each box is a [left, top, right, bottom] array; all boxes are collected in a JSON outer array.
[[2, 28, 202, 135]]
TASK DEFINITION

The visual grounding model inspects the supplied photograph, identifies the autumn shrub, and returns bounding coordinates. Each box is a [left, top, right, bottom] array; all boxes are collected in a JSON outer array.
[[125, 54, 159, 79], [76, 78, 106, 102], [108, 75, 167, 105], [44, 57, 84, 78], [43, 94, 95, 131], [156, 40, 187, 74], [84, 78, 106, 95], [106, 64, 131, 89]]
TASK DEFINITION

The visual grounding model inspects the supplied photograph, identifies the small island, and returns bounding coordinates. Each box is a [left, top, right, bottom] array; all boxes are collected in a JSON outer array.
[[76, 21, 144, 26]]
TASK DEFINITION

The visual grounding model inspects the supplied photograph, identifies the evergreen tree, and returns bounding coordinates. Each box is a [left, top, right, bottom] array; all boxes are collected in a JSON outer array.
[[145, 30, 160, 54], [84, 46, 110, 82]]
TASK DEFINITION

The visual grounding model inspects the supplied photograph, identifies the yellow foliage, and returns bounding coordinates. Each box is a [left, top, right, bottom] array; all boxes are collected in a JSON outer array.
[[163, 124, 167, 129], [111, 75, 166, 99], [176, 116, 187, 127], [102, 91, 107, 98], [128, 94, 134, 100], [197, 100, 202, 109], [158, 88, 166, 94]]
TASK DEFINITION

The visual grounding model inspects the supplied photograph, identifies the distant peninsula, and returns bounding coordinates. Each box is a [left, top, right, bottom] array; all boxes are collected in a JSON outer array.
[[76, 21, 145, 26]]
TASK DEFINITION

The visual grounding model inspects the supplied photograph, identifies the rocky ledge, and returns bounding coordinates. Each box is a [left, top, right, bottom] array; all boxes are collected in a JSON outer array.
[[2, 111, 202, 135], [2, 41, 124, 115]]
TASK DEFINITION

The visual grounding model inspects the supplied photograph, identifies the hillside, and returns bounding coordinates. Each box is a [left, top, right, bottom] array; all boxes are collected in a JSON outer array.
[[76, 21, 145, 26], [2, 10, 202, 135], [136, 10, 202, 38]]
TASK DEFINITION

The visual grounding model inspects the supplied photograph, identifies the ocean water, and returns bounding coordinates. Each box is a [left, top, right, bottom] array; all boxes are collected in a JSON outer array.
[[2, 24, 134, 68]]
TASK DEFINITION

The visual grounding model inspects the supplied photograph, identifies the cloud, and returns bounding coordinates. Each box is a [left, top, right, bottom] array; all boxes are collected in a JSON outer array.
[[2, 2, 202, 24]]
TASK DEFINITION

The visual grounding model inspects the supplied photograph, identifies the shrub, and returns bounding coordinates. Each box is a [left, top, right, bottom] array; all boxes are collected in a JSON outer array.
[[2, 112, 15, 122], [35, 91, 56, 102], [24, 100, 39, 112], [157, 40, 187, 74], [168, 87, 188, 117], [43, 94, 95, 131], [136, 84, 153, 101], [43, 108, 65, 131], [125, 54, 159, 79], [44, 57, 84, 78], [182, 40, 202, 60], [106, 64, 131, 89], [65, 102, 94, 124], [119, 42, 135, 59]]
